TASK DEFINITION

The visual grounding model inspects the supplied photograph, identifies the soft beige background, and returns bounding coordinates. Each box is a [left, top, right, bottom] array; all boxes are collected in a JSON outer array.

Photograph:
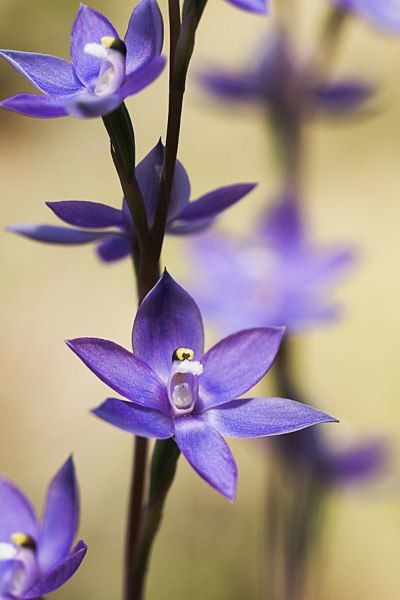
[[0, 0, 400, 598]]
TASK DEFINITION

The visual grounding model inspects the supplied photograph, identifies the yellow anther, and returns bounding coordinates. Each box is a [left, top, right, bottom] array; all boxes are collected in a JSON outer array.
[[101, 36, 116, 48], [10, 532, 36, 550], [172, 348, 195, 362]]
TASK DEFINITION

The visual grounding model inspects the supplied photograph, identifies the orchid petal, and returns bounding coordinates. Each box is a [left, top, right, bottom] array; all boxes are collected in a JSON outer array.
[[330, 439, 388, 484], [46, 201, 123, 228], [124, 0, 164, 75], [0, 93, 74, 118], [96, 235, 132, 262], [132, 271, 204, 381], [8, 224, 106, 244], [174, 416, 237, 500], [118, 56, 166, 99], [200, 69, 263, 102], [66, 91, 123, 118], [67, 338, 169, 412], [0, 480, 38, 542], [261, 192, 304, 256], [312, 79, 374, 114], [197, 327, 285, 412], [38, 458, 79, 572], [93, 398, 174, 438], [224, 0, 269, 14]]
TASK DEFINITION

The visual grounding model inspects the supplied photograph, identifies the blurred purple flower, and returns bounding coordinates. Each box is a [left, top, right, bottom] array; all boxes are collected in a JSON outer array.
[[189, 191, 356, 334], [200, 30, 374, 117], [226, 0, 270, 14], [0, 0, 165, 118], [331, 0, 400, 34], [9, 140, 256, 263], [0, 458, 86, 599], [67, 271, 336, 500]]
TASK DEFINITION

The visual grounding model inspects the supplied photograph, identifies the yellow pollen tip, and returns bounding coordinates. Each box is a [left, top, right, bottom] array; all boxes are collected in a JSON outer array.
[[172, 347, 195, 362], [10, 532, 36, 550], [101, 36, 117, 48]]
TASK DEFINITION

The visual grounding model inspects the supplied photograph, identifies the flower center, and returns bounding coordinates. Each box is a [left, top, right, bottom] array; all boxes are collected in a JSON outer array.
[[167, 348, 204, 415], [0, 533, 38, 596], [84, 36, 126, 95]]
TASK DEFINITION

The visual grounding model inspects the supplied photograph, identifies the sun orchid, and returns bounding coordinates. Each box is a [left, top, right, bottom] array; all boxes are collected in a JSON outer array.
[[67, 271, 336, 500], [9, 140, 256, 262], [0, 0, 165, 119], [0, 458, 86, 599]]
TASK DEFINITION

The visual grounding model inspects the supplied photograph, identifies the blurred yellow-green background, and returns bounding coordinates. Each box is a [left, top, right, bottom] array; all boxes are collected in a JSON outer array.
[[1, 0, 400, 598]]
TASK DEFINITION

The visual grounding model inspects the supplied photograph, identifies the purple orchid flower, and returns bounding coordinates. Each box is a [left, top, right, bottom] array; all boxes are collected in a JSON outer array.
[[9, 140, 256, 263], [0, 0, 165, 119], [331, 0, 400, 34], [200, 30, 374, 116], [0, 458, 86, 599], [188, 191, 355, 334], [67, 271, 337, 500]]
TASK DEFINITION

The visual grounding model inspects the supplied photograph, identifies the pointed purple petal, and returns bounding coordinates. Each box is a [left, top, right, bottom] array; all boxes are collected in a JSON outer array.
[[38, 458, 79, 572], [174, 416, 237, 500], [225, 0, 269, 14], [66, 91, 123, 118], [118, 56, 166, 98], [67, 338, 169, 412], [0, 51, 82, 94], [70, 4, 118, 89], [203, 397, 337, 438], [93, 398, 173, 438], [0, 479, 38, 541], [124, 0, 164, 75], [132, 271, 204, 381], [46, 201, 123, 228], [0, 93, 74, 118], [173, 183, 256, 222], [21, 541, 87, 599], [197, 327, 285, 412], [8, 224, 106, 244], [96, 235, 132, 262]]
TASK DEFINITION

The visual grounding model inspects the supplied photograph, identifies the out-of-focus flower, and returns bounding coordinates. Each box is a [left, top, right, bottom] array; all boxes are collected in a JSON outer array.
[[331, 0, 400, 34], [225, 0, 270, 14], [200, 30, 374, 117], [67, 271, 336, 500], [189, 191, 355, 334], [9, 140, 256, 263], [0, 0, 165, 118], [0, 458, 86, 599]]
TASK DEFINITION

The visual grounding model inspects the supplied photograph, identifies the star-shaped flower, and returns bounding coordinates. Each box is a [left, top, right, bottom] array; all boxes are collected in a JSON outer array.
[[0, 458, 86, 599], [188, 191, 355, 334], [9, 140, 256, 262], [67, 271, 336, 500], [0, 0, 165, 119], [331, 0, 400, 34]]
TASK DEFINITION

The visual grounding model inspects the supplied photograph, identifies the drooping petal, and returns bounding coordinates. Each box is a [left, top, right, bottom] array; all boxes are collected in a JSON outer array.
[[96, 235, 132, 262], [0, 480, 38, 542], [66, 91, 123, 118], [93, 398, 174, 438], [224, 0, 269, 14], [0, 93, 75, 118], [8, 224, 106, 244], [311, 79, 374, 115], [70, 4, 119, 89], [174, 416, 237, 500], [66, 338, 169, 412], [132, 271, 204, 381], [46, 201, 123, 228], [197, 327, 285, 412], [37, 458, 79, 573], [124, 0, 164, 75], [21, 541, 87, 600], [0, 51, 82, 95], [202, 397, 337, 438]]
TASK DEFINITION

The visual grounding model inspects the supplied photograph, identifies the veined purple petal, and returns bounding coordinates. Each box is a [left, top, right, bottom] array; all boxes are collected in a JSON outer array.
[[21, 541, 87, 599], [118, 56, 166, 99], [37, 458, 78, 573], [66, 91, 123, 118], [124, 0, 164, 75], [174, 416, 237, 500], [67, 338, 169, 412], [203, 397, 337, 438], [0, 93, 75, 118], [70, 4, 118, 90], [0, 51, 82, 95], [173, 183, 256, 222], [47, 201, 123, 228], [0, 479, 38, 542], [93, 398, 174, 438], [96, 235, 132, 262], [132, 271, 204, 381], [197, 327, 285, 412], [8, 224, 106, 244], [224, 0, 269, 14]]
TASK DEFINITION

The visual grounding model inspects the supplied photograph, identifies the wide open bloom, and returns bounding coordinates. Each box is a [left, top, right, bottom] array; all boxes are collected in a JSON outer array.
[[9, 140, 256, 262], [331, 0, 400, 34], [188, 191, 355, 333], [200, 30, 374, 117], [67, 271, 336, 500], [0, 0, 164, 118], [0, 458, 86, 599]]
